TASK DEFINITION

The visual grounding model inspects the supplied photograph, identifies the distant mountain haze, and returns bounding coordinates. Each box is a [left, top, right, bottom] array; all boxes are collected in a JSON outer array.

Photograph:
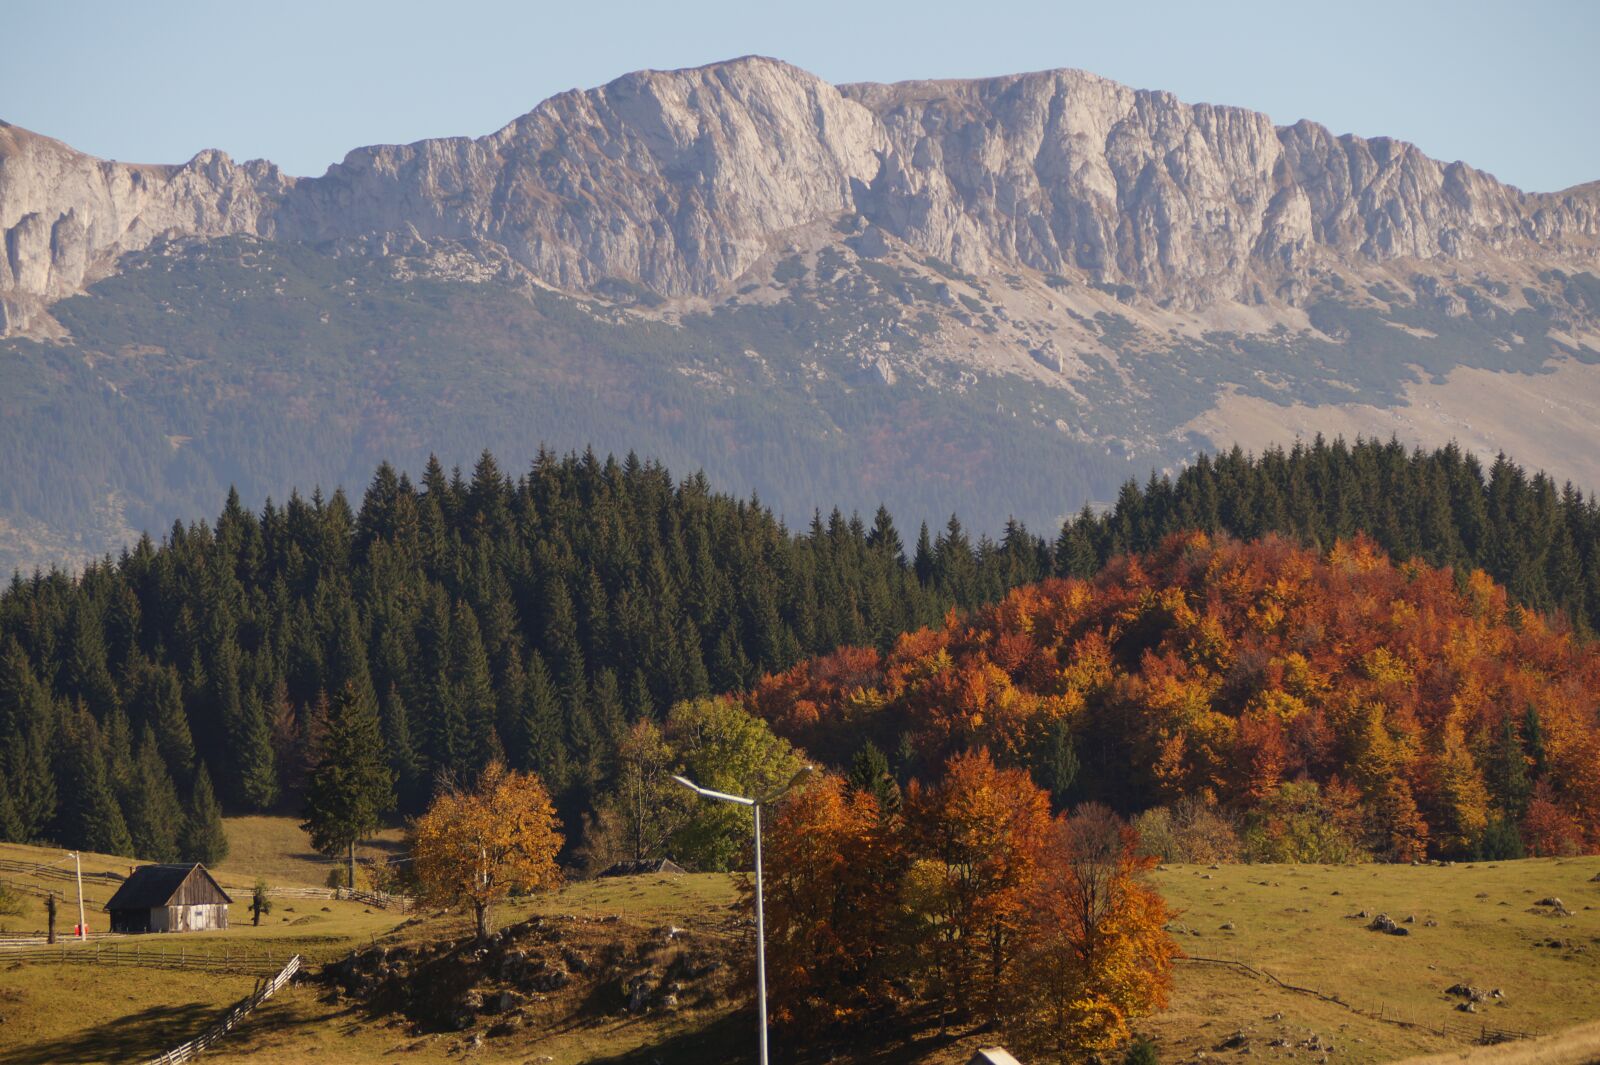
[[1, 57, 1597, 570]]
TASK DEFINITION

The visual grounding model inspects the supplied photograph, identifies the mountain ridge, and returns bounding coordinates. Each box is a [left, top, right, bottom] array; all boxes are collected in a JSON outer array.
[[5, 55, 1597, 334]]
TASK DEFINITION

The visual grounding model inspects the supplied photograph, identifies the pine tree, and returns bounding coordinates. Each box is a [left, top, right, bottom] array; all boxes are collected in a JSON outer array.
[[1491, 714, 1532, 817], [302, 682, 394, 887], [55, 707, 134, 857], [125, 726, 184, 862], [181, 763, 229, 866], [518, 652, 567, 786], [449, 602, 502, 776], [1037, 717, 1081, 811], [380, 684, 423, 812], [845, 741, 900, 815], [913, 523, 935, 586], [235, 691, 280, 811]]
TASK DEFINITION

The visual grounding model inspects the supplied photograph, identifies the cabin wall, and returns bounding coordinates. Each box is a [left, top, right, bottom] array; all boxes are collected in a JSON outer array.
[[149, 906, 171, 932], [167, 903, 228, 931]]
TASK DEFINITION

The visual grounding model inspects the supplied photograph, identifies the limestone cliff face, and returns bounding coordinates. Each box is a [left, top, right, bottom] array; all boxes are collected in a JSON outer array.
[[845, 69, 1599, 302], [277, 58, 885, 297], [0, 121, 284, 329], [2, 56, 1597, 330]]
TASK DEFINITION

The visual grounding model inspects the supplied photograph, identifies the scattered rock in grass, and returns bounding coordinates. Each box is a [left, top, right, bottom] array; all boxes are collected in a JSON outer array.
[[1216, 1030, 1250, 1050], [1220, 922, 1235, 931], [1368, 913, 1408, 935], [1404, 914, 1415, 923], [1425, 919, 1439, 927]]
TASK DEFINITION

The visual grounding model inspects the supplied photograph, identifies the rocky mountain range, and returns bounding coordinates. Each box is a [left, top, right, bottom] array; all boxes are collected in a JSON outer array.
[[3, 56, 1598, 570]]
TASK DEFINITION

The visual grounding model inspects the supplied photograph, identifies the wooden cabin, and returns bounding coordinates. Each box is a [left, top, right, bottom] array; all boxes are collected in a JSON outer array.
[[104, 863, 232, 933]]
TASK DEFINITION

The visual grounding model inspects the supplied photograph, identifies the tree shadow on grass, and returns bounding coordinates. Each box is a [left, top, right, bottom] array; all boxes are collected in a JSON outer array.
[[583, 1006, 972, 1065], [0, 1000, 222, 1065]]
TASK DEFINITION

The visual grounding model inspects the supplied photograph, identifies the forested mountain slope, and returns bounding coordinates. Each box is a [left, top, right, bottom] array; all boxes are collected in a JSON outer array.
[[1, 440, 1597, 865]]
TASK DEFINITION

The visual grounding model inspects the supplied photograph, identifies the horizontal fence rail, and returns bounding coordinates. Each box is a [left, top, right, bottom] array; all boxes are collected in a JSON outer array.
[[141, 953, 302, 1065], [0, 939, 285, 975]]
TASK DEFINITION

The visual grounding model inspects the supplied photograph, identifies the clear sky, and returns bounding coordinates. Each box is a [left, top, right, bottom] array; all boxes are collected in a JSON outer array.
[[6, 0, 1597, 192]]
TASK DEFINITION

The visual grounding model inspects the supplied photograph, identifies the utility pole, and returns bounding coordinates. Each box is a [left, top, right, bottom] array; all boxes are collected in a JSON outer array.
[[673, 766, 812, 1065], [70, 852, 85, 939]]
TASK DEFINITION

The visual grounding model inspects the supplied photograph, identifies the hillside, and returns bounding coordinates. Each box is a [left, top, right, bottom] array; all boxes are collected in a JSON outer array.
[[3, 443, 1599, 873], [1, 822, 1595, 1064], [3, 57, 1600, 569], [749, 532, 1600, 860]]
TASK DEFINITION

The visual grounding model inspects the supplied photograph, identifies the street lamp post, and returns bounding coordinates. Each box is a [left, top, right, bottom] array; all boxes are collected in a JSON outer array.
[[673, 766, 812, 1065]]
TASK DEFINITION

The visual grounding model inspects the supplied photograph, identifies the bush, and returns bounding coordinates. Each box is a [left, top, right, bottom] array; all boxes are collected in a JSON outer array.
[[325, 863, 376, 892], [1123, 1035, 1160, 1065], [1135, 797, 1240, 863], [0, 881, 25, 917], [1473, 817, 1525, 861], [1243, 781, 1367, 863]]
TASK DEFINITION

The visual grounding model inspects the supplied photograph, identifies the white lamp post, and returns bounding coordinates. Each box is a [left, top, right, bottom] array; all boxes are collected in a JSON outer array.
[[673, 766, 813, 1065]]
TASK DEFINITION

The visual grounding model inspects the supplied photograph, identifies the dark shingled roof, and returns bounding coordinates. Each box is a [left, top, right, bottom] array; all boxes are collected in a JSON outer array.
[[599, 858, 686, 878], [104, 864, 233, 911]]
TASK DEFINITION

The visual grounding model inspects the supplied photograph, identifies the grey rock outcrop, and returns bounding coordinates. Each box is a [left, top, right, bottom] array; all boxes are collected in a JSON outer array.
[[3, 56, 1598, 331], [0, 121, 285, 329]]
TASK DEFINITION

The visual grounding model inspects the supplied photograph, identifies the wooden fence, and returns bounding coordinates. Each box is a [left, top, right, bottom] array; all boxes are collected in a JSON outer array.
[[0, 857, 123, 887], [215, 883, 412, 911], [0, 938, 284, 975], [140, 953, 302, 1065], [1181, 955, 1530, 1045]]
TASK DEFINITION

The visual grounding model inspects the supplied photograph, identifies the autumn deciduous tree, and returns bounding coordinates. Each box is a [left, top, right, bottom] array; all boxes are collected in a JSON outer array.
[[907, 748, 1053, 1024], [1004, 804, 1177, 1059], [1522, 780, 1584, 856], [413, 760, 562, 941], [759, 774, 903, 1024], [763, 757, 1177, 1057], [580, 719, 690, 872]]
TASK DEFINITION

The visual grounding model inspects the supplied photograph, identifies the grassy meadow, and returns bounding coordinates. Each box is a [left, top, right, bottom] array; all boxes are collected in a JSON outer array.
[[0, 817, 1595, 1063]]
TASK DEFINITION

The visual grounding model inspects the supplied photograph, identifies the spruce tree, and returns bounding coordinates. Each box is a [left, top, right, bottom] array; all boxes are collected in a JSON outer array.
[[180, 763, 229, 866], [235, 691, 280, 811], [519, 652, 567, 786], [55, 707, 134, 857], [302, 682, 394, 888], [449, 601, 501, 776], [125, 726, 184, 861]]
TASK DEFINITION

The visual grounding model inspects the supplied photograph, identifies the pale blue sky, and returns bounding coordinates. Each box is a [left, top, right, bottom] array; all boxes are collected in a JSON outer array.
[[6, 0, 1597, 192]]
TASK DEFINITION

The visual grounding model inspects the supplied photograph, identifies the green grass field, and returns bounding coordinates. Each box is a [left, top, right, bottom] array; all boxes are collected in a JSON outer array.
[[0, 818, 1595, 1064]]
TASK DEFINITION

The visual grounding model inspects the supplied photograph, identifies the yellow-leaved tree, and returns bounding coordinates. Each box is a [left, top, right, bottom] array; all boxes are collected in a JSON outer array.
[[413, 761, 563, 941]]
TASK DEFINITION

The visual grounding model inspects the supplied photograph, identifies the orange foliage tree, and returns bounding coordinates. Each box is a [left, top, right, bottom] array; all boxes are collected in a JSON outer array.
[[413, 761, 563, 941], [746, 533, 1600, 857], [756, 774, 905, 1024], [762, 754, 1177, 1056], [1005, 804, 1178, 1059]]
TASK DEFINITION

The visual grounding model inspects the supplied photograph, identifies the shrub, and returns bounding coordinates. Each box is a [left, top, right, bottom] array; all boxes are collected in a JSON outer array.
[[0, 881, 25, 917], [1243, 781, 1367, 863], [1135, 797, 1240, 863], [1123, 1036, 1160, 1065]]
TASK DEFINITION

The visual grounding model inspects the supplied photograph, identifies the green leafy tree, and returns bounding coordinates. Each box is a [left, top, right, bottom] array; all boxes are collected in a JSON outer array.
[[667, 697, 804, 871]]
